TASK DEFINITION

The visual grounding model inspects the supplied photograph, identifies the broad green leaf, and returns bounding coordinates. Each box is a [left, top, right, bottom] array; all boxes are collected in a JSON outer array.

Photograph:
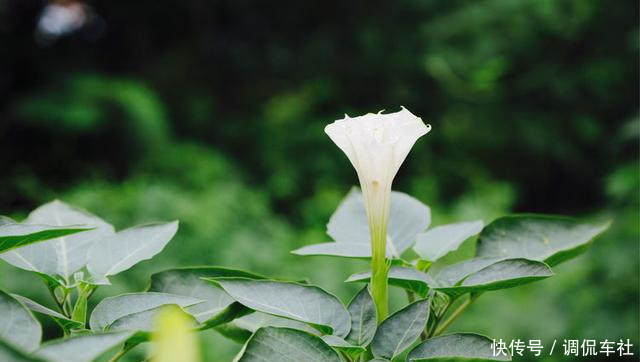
[[345, 287, 377, 347], [108, 304, 198, 332], [34, 332, 133, 362], [346, 266, 434, 297], [89, 292, 201, 331], [321, 335, 366, 355], [0, 340, 46, 362], [371, 299, 430, 359], [293, 188, 430, 258], [210, 278, 350, 337], [87, 221, 178, 278], [235, 327, 341, 362], [435, 259, 553, 296], [11, 294, 83, 331], [233, 312, 318, 335], [0, 201, 114, 280], [476, 215, 609, 266], [215, 310, 320, 344], [0, 224, 91, 255], [413, 220, 484, 261], [435, 257, 504, 286], [407, 333, 510, 361], [148, 266, 264, 323], [0, 290, 41, 352]]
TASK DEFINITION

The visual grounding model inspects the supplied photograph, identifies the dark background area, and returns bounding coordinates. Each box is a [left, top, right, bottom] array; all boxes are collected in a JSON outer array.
[[0, 1, 638, 361]]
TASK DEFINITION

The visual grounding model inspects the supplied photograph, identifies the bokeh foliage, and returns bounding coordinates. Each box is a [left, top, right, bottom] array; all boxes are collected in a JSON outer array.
[[0, 0, 638, 361]]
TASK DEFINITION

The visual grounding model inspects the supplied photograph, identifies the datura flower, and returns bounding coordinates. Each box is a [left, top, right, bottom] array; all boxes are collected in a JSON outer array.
[[325, 107, 430, 321]]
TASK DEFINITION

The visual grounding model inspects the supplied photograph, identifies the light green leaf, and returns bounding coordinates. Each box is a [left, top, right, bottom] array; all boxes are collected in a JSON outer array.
[[476, 215, 609, 266], [345, 287, 377, 347], [34, 332, 133, 362], [0, 224, 91, 255], [210, 278, 351, 337], [407, 333, 510, 361], [148, 267, 264, 323], [87, 221, 178, 278], [0, 201, 114, 280], [346, 266, 434, 297], [234, 327, 341, 362], [413, 220, 484, 261], [435, 259, 553, 296], [371, 299, 430, 359], [0, 290, 41, 352], [293, 188, 430, 258], [0, 340, 46, 362], [11, 294, 82, 331], [89, 292, 201, 331]]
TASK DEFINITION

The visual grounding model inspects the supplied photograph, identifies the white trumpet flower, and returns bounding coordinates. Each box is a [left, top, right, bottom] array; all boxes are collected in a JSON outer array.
[[325, 107, 430, 320]]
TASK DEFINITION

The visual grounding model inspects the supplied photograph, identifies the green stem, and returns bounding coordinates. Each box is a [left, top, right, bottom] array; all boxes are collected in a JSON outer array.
[[370, 225, 389, 323], [432, 294, 481, 336]]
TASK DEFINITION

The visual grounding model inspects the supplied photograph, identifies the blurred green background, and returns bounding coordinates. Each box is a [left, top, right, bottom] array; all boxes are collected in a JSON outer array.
[[0, 0, 638, 361]]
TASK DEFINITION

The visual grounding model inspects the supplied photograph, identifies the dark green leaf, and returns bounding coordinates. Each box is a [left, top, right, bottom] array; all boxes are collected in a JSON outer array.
[[34, 332, 133, 362], [89, 292, 201, 331], [345, 286, 377, 347], [321, 335, 366, 355], [435, 259, 553, 296], [148, 266, 264, 323], [0, 290, 41, 352], [371, 299, 430, 359], [209, 278, 351, 337], [235, 327, 341, 362], [407, 333, 510, 361], [476, 215, 609, 266], [11, 294, 83, 331]]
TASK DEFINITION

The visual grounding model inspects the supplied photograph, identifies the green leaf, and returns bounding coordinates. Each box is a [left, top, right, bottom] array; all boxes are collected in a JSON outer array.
[[293, 188, 430, 258], [11, 294, 83, 331], [413, 220, 484, 261], [209, 278, 351, 337], [407, 333, 510, 361], [346, 266, 434, 297], [0, 201, 114, 280], [435, 259, 553, 296], [89, 292, 201, 331], [321, 335, 366, 355], [0, 224, 91, 255], [0, 339, 46, 362], [0, 290, 41, 352], [371, 299, 430, 360], [476, 215, 609, 266], [148, 266, 264, 323], [87, 221, 179, 278], [108, 304, 198, 332], [235, 327, 341, 362], [345, 286, 377, 347], [435, 257, 504, 286], [34, 332, 133, 362]]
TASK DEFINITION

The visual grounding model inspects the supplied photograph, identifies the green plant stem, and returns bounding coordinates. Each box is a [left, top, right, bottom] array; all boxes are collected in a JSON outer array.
[[370, 228, 389, 323], [432, 294, 481, 336]]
